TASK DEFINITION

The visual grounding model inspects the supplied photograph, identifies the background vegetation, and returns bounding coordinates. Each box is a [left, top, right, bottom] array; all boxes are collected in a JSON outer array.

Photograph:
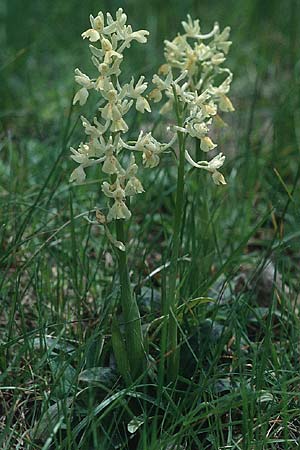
[[1, 0, 300, 448]]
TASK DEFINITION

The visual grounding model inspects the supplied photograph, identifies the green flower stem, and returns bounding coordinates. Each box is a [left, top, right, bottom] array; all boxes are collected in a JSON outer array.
[[115, 218, 145, 378], [166, 87, 186, 382]]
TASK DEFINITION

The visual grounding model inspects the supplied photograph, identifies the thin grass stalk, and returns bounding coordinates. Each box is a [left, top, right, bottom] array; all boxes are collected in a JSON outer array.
[[115, 219, 145, 378]]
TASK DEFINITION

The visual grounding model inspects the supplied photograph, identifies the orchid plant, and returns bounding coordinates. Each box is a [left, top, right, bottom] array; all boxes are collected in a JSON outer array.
[[70, 8, 234, 382]]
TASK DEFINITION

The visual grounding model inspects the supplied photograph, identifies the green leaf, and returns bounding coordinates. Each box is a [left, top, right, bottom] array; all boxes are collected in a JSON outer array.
[[49, 357, 77, 396], [257, 391, 274, 403], [176, 297, 215, 320], [111, 317, 131, 385], [127, 415, 145, 433], [79, 367, 117, 387], [32, 398, 73, 441], [33, 336, 75, 354]]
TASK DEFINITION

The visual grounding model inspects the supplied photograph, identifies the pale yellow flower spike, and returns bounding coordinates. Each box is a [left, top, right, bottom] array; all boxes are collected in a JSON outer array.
[[70, 8, 173, 222], [152, 14, 234, 185]]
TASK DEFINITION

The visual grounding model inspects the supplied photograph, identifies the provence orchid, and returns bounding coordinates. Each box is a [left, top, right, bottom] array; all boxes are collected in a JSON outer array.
[[70, 8, 174, 222], [151, 15, 234, 185], [149, 16, 235, 381], [69, 9, 235, 383]]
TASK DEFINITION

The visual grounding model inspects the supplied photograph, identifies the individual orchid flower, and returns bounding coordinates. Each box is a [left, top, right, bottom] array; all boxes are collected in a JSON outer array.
[[69, 165, 87, 183], [73, 69, 95, 105], [185, 150, 226, 185], [181, 15, 201, 37], [102, 181, 131, 221], [124, 77, 151, 113]]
